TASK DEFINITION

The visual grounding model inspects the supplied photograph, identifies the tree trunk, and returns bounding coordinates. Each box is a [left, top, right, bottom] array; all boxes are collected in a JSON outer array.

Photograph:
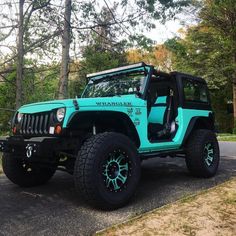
[[233, 77, 236, 124], [233, 54, 236, 132], [16, 0, 24, 109], [57, 0, 72, 99]]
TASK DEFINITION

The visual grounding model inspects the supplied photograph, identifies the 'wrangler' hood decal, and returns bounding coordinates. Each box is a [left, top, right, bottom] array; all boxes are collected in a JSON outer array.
[[18, 94, 145, 114]]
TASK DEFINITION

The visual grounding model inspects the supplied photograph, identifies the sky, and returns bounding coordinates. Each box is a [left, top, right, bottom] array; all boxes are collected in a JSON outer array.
[[146, 20, 182, 44]]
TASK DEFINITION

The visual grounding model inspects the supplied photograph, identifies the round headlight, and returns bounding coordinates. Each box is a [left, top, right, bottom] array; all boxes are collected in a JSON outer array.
[[56, 108, 65, 122], [17, 113, 23, 123]]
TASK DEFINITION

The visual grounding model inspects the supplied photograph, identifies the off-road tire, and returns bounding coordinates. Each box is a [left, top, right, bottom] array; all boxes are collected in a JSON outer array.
[[74, 132, 141, 210], [2, 153, 56, 187], [185, 129, 220, 178]]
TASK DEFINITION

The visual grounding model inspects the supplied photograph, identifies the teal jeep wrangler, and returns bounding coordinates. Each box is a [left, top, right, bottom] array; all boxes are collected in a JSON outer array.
[[0, 62, 219, 209]]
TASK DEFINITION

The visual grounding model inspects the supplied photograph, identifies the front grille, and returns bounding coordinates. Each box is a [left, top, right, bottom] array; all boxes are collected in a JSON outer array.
[[19, 112, 52, 135]]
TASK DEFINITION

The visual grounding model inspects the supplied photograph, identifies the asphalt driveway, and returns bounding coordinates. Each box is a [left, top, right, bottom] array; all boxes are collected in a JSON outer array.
[[0, 142, 235, 236]]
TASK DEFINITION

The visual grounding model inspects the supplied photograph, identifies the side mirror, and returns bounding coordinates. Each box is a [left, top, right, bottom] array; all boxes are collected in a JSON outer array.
[[135, 86, 142, 98], [135, 91, 142, 98]]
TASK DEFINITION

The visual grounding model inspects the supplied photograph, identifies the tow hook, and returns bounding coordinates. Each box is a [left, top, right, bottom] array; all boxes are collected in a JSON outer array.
[[26, 144, 36, 158]]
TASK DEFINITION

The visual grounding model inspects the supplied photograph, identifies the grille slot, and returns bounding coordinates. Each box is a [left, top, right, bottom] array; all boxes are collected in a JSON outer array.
[[20, 112, 51, 135]]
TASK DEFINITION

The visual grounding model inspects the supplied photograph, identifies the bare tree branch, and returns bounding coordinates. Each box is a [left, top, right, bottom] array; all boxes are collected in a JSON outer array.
[[103, 0, 131, 36], [0, 73, 16, 86], [0, 24, 18, 29], [0, 26, 17, 42], [0, 30, 61, 67]]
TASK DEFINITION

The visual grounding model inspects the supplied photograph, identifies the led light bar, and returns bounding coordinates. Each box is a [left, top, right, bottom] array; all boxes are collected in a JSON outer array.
[[87, 62, 147, 78]]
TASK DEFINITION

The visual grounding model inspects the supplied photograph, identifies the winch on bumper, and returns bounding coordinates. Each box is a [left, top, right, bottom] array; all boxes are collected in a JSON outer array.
[[0, 136, 63, 162]]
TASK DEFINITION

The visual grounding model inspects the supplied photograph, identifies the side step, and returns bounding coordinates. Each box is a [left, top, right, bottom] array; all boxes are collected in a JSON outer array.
[[140, 149, 185, 160]]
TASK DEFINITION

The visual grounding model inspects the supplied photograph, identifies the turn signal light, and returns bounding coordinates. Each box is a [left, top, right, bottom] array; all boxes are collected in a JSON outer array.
[[12, 126, 17, 134], [55, 125, 62, 135]]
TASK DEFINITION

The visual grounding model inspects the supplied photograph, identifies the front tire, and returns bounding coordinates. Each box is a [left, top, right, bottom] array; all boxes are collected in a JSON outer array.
[[185, 129, 220, 178], [74, 132, 141, 210], [2, 153, 56, 187]]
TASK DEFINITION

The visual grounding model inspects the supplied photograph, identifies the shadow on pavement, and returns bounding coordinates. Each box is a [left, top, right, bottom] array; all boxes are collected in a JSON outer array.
[[0, 155, 235, 235]]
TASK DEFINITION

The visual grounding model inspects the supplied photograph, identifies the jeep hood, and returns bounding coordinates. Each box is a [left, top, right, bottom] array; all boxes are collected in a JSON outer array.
[[18, 95, 145, 114]]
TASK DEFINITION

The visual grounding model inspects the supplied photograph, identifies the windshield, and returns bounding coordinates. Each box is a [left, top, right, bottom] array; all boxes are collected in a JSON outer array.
[[82, 71, 147, 98]]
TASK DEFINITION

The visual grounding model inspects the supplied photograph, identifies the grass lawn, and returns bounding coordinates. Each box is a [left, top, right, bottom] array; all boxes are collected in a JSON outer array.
[[97, 178, 236, 236], [217, 133, 236, 142]]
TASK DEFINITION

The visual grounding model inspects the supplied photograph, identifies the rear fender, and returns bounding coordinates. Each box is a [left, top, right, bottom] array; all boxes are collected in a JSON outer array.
[[182, 113, 215, 147]]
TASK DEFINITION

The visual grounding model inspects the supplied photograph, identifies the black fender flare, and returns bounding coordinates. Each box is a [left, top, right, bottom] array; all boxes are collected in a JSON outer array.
[[66, 110, 141, 147], [181, 113, 215, 147]]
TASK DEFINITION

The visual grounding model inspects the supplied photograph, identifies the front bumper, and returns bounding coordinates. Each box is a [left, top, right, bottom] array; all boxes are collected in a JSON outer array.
[[0, 136, 62, 162]]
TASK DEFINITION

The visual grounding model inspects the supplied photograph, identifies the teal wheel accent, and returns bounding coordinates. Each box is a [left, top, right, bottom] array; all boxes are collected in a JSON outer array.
[[103, 150, 130, 192], [204, 143, 214, 166]]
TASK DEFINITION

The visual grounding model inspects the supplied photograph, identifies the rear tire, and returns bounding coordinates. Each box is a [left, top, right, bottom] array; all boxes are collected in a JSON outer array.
[[74, 132, 141, 210], [185, 129, 220, 178], [2, 153, 56, 187]]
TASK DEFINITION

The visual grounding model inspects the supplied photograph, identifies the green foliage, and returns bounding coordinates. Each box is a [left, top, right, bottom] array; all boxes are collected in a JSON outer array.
[[210, 88, 234, 133], [166, 26, 234, 88], [68, 5, 128, 98], [165, 25, 235, 132], [0, 60, 59, 133], [69, 39, 127, 98], [83, 44, 125, 73], [128, 35, 155, 51], [23, 64, 59, 103], [233, 128, 236, 135], [134, 0, 191, 23], [0, 66, 16, 134], [68, 77, 85, 98], [200, 0, 236, 44], [0, 0, 193, 103], [165, 37, 189, 72], [196, 0, 236, 131]]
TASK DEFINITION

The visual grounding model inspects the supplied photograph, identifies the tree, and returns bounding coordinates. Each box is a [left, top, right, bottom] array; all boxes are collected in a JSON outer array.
[[0, 0, 191, 103], [165, 25, 234, 132], [198, 0, 236, 131], [0, 60, 59, 133], [68, 5, 128, 97], [166, 0, 236, 130], [58, 0, 191, 99], [58, 0, 72, 99], [16, 0, 24, 109], [127, 44, 173, 71], [0, 0, 61, 108]]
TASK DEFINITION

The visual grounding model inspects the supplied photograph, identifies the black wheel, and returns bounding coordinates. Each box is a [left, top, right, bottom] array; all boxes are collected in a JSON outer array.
[[2, 153, 56, 187], [74, 132, 141, 210], [185, 129, 220, 178]]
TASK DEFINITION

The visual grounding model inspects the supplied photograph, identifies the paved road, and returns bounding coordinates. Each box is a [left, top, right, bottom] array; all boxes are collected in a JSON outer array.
[[0, 142, 235, 236]]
